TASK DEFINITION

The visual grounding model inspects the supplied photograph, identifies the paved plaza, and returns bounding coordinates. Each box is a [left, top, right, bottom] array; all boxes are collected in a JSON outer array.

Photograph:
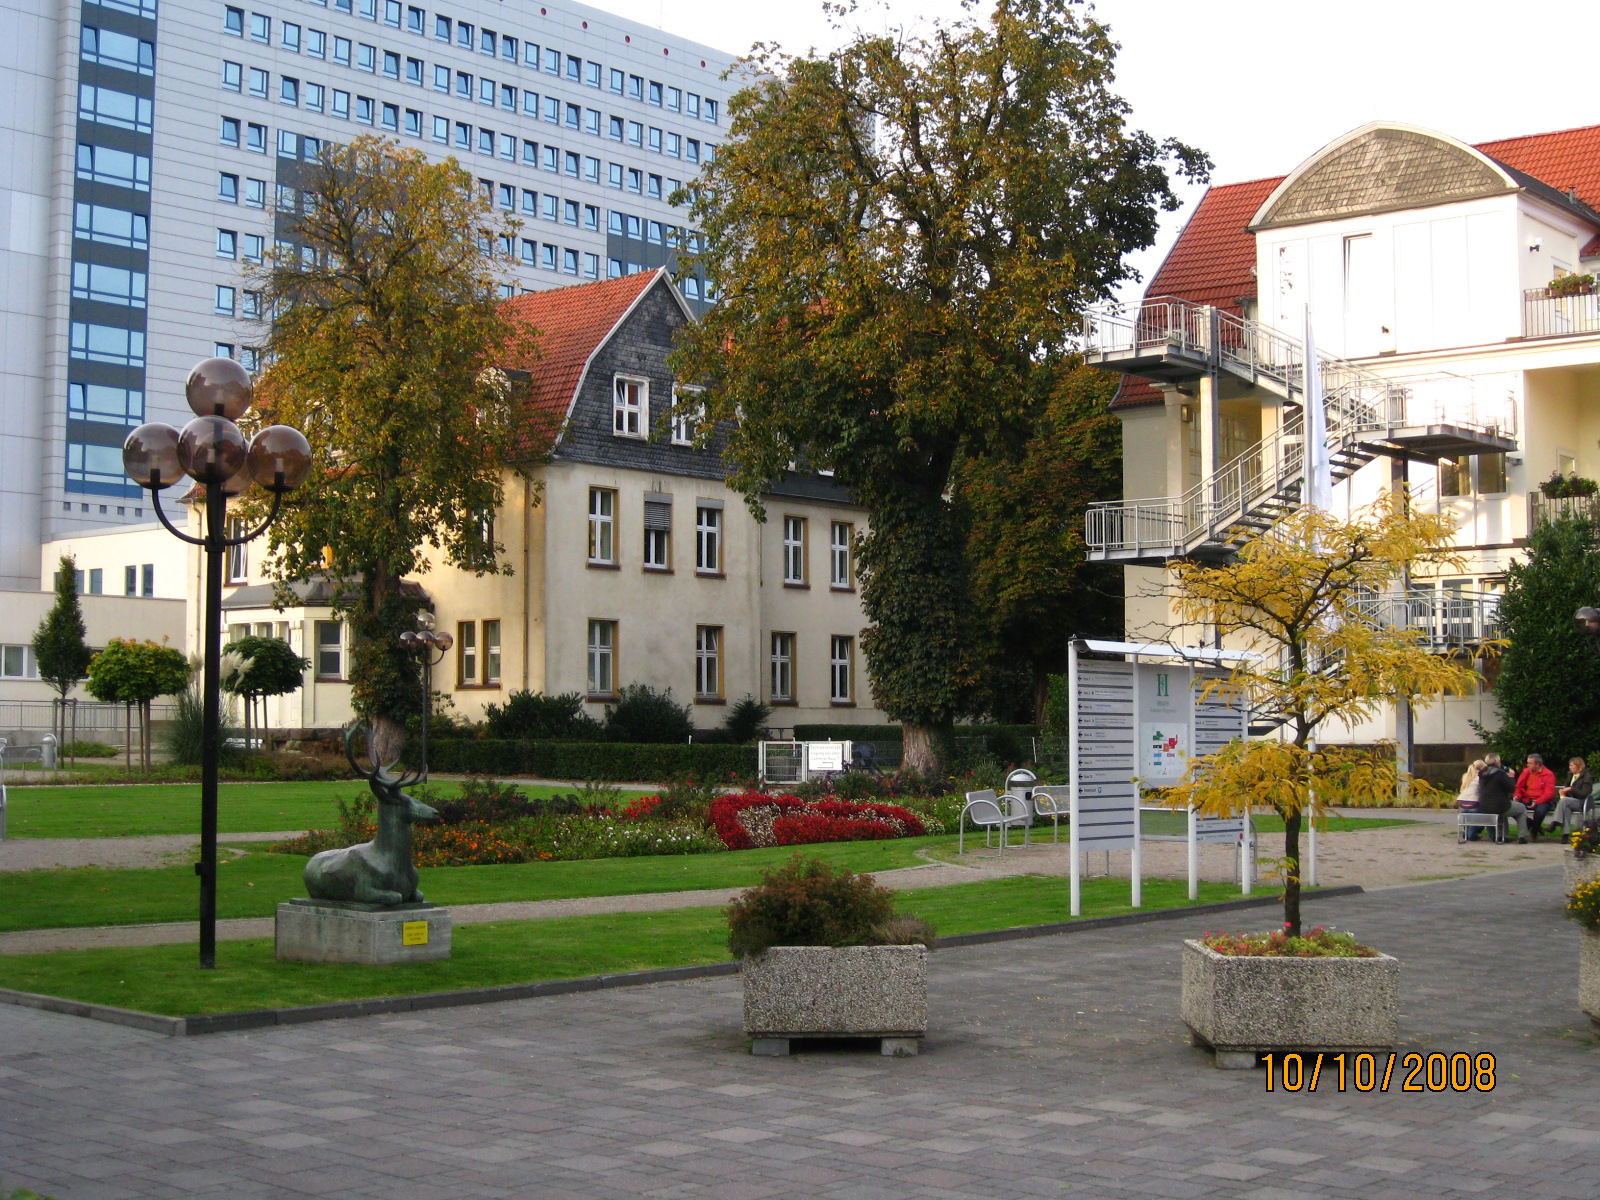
[[3, 864, 1597, 1200]]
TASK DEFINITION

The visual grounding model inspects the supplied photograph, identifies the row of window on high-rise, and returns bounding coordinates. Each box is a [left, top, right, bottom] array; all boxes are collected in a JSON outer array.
[[216, 55, 715, 164], [222, 3, 721, 126]]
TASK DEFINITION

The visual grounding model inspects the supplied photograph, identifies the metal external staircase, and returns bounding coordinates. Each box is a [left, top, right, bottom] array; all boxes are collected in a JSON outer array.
[[1079, 298, 1519, 565]]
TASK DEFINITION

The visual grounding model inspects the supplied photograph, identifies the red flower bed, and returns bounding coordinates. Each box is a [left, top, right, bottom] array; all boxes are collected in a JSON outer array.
[[710, 791, 925, 850], [620, 794, 663, 820]]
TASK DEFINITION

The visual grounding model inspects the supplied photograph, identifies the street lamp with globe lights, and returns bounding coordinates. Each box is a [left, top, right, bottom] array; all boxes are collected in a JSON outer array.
[[398, 624, 453, 783], [1576, 606, 1600, 659], [122, 357, 312, 969]]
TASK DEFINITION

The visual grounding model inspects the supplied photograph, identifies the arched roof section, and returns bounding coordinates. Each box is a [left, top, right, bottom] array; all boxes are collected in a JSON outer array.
[[1249, 122, 1519, 231]]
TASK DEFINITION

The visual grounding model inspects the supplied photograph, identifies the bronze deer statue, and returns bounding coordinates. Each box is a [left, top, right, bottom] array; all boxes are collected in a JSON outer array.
[[304, 726, 440, 906]]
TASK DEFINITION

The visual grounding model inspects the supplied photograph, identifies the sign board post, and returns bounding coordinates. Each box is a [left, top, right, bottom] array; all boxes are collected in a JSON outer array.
[[1069, 640, 1252, 915]]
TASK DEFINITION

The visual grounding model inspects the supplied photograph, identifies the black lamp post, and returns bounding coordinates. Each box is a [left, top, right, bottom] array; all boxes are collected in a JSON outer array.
[[122, 358, 312, 969], [399, 624, 452, 783]]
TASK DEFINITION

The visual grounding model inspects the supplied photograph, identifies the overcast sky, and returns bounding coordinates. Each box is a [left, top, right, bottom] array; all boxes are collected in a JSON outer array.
[[601, 0, 1596, 296]]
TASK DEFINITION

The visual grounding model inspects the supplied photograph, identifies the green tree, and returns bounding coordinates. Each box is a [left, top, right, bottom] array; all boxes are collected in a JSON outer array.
[[1163, 501, 1480, 935], [221, 635, 309, 754], [671, 0, 1206, 773], [244, 135, 535, 760], [85, 638, 189, 770], [1477, 517, 1600, 764], [32, 555, 94, 750], [955, 366, 1124, 722]]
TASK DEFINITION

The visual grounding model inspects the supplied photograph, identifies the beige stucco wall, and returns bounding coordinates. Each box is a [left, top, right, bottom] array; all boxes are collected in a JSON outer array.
[[0, 588, 185, 703], [39, 524, 188, 600]]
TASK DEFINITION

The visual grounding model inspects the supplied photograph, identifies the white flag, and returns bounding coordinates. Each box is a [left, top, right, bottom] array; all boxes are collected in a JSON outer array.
[[1303, 305, 1332, 513]]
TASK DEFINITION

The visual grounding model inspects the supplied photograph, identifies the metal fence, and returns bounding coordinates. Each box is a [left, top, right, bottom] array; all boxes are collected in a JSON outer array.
[[1523, 288, 1600, 339], [0, 700, 177, 733]]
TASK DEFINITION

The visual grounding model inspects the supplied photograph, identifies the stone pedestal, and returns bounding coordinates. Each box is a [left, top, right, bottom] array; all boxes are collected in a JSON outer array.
[[1580, 928, 1600, 1027], [1563, 849, 1600, 894], [275, 899, 452, 964]]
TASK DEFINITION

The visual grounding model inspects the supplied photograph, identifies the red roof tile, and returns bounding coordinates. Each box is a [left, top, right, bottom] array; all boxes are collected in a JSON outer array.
[[1476, 123, 1600, 255], [500, 269, 665, 455]]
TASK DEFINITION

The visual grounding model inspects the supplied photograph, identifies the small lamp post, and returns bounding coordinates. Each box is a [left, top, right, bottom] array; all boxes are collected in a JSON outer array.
[[399, 623, 452, 783], [122, 358, 311, 969]]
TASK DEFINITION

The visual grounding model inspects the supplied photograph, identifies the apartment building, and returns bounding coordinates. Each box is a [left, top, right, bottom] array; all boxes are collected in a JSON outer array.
[[1082, 120, 1600, 773], [203, 271, 882, 735], [0, 0, 735, 700]]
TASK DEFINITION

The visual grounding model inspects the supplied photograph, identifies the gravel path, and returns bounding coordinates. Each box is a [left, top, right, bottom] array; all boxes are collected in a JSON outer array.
[[0, 812, 1573, 955]]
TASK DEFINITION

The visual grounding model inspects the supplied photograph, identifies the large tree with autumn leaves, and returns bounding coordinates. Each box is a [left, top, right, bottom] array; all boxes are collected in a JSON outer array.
[[671, 0, 1207, 773], [243, 136, 534, 757]]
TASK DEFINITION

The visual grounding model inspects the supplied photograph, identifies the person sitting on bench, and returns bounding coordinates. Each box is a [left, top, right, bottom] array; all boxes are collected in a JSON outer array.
[[1553, 756, 1593, 838], [1477, 754, 1528, 844]]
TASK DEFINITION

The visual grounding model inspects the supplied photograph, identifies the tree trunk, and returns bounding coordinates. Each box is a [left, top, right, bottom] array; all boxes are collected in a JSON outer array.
[[901, 723, 947, 778], [1282, 809, 1303, 937], [124, 704, 133, 769]]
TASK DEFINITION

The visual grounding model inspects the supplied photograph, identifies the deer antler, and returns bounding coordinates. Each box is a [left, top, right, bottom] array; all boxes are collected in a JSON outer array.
[[345, 724, 425, 793]]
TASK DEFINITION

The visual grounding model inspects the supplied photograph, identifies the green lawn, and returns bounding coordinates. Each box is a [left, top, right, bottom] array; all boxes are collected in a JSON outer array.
[[0, 875, 1245, 1016], [1138, 810, 1413, 837], [0, 836, 963, 932], [2, 779, 645, 840]]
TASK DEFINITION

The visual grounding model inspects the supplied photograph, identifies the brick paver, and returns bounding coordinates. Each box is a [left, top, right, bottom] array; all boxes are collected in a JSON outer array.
[[2, 865, 1595, 1199]]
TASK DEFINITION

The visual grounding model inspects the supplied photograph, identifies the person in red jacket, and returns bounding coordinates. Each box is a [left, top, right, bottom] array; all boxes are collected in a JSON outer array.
[[1515, 754, 1559, 840]]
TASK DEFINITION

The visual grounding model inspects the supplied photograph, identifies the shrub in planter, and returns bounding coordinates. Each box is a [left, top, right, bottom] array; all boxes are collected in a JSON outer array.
[[1564, 824, 1600, 891], [1547, 271, 1596, 298], [731, 856, 933, 1053], [1566, 878, 1600, 1024], [710, 791, 925, 850]]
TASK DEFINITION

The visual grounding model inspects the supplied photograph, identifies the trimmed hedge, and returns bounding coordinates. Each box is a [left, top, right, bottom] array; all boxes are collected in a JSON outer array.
[[428, 738, 756, 782]]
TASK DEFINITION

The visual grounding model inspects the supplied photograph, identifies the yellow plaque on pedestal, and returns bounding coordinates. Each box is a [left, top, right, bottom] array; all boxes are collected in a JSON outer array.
[[401, 920, 429, 946]]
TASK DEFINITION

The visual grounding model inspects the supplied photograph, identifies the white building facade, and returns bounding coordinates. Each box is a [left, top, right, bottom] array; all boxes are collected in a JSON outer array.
[[1086, 121, 1600, 781]]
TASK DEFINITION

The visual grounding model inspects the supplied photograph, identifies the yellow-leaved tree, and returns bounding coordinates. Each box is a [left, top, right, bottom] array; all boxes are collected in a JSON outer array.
[[1163, 499, 1483, 935]]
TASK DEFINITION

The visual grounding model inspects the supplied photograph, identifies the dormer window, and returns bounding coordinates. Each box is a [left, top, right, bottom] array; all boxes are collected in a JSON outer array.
[[613, 375, 647, 438]]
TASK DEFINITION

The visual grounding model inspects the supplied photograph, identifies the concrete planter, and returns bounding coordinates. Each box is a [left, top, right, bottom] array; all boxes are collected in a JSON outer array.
[[1563, 849, 1600, 893], [1181, 939, 1399, 1069], [1581, 929, 1600, 1027], [742, 944, 926, 1056]]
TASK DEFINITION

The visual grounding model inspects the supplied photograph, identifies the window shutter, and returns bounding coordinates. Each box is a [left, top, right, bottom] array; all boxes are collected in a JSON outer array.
[[644, 500, 671, 531]]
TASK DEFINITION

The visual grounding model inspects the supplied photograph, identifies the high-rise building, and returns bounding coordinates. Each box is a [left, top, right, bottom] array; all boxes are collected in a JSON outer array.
[[0, 0, 734, 591]]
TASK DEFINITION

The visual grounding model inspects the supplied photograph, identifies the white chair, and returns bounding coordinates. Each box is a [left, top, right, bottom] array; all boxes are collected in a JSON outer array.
[[959, 789, 1031, 856], [1031, 785, 1069, 844]]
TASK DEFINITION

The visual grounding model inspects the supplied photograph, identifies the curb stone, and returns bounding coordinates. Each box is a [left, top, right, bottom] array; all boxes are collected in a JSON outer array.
[[0, 886, 1363, 1036]]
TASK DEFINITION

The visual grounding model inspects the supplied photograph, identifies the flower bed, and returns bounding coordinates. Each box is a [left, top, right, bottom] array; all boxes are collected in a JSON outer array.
[[710, 791, 925, 850], [1199, 926, 1378, 958]]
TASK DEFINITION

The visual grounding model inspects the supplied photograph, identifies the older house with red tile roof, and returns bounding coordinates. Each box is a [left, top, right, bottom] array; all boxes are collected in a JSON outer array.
[[1085, 120, 1600, 779], [183, 270, 880, 734]]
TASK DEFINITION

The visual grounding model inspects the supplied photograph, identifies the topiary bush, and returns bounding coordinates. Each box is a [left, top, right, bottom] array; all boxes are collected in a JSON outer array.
[[726, 854, 933, 957]]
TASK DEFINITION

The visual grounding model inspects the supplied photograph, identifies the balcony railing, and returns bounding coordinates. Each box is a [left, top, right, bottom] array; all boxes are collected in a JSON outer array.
[[1522, 287, 1600, 339], [1529, 490, 1600, 526]]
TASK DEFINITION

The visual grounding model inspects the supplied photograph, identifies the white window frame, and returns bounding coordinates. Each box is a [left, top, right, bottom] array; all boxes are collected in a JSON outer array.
[[457, 620, 477, 685], [670, 384, 703, 446], [830, 521, 854, 589], [588, 487, 616, 564], [315, 620, 344, 680], [612, 374, 647, 438], [830, 635, 854, 705], [695, 505, 721, 574], [0, 644, 40, 680], [586, 619, 616, 696], [483, 619, 501, 685], [643, 498, 671, 570], [225, 516, 248, 583], [769, 631, 794, 704], [695, 625, 722, 700], [782, 515, 807, 585]]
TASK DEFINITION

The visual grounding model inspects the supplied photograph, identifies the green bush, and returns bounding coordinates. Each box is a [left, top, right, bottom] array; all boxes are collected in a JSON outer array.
[[483, 690, 602, 740], [605, 684, 693, 743], [726, 854, 934, 957], [428, 738, 756, 782], [58, 740, 117, 758]]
